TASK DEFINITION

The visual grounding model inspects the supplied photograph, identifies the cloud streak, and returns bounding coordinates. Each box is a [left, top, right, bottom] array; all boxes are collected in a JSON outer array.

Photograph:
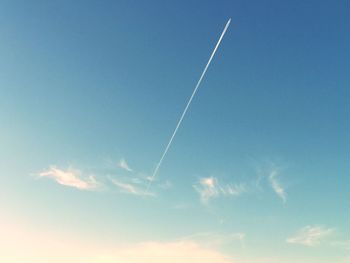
[[86, 241, 235, 263], [180, 232, 246, 248], [118, 158, 133, 172], [287, 225, 334, 247], [109, 177, 155, 197], [331, 240, 350, 250], [38, 166, 99, 190], [193, 177, 246, 203], [110, 158, 172, 197], [268, 169, 286, 203]]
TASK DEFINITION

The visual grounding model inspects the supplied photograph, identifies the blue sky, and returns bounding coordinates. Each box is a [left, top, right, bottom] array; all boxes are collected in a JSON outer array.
[[1, 0, 350, 262]]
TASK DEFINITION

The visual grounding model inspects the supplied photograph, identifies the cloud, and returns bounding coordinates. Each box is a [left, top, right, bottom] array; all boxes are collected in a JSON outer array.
[[118, 158, 133, 172], [193, 177, 219, 203], [173, 203, 191, 209], [158, 180, 172, 190], [287, 225, 335, 247], [193, 177, 246, 203], [180, 232, 246, 248], [109, 177, 155, 197], [85, 241, 235, 263], [38, 166, 99, 190], [110, 160, 172, 197], [268, 169, 286, 203], [224, 184, 246, 196], [1, 215, 236, 263], [331, 240, 350, 250]]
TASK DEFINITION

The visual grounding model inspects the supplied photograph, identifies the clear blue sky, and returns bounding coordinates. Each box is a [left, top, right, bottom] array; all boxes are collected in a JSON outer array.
[[1, 1, 350, 262]]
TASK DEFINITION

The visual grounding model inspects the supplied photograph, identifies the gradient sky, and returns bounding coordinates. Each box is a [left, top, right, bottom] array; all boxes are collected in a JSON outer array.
[[1, 0, 350, 262]]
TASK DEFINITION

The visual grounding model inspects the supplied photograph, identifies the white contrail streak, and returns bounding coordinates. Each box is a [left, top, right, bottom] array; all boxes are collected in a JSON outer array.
[[147, 18, 231, 192]]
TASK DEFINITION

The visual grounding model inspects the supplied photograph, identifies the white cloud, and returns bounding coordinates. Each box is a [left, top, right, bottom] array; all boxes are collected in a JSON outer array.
[[287, 225, 335, 247], [38, 166, 99, 190], [109, 177, 154, 197], [180, 232, 246, 248], [0, 216, 238, 263], [193, 177, 219, 203], [193, 177, 246, 203], [118, 158, 133, 172], [268, 169, 286, 203], [110, 160, 172, 197], [85, 241, 235, 263]]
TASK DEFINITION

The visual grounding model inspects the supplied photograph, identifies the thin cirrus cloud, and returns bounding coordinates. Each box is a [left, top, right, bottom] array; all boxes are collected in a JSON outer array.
[[180, 232, 246, 248], [331, 240, 350, 250], [268, 168, 287, 203], [38, 166, 99, 190], [287, 225, 335, 247], [110, 158, 171, 197], [37, 158, 170, 197], [118, 158, 133, 172], [193, 177, 246, 204], [193, 162, 289, 205], [109, 177, 155, 197], [85, 241, 235, 263]]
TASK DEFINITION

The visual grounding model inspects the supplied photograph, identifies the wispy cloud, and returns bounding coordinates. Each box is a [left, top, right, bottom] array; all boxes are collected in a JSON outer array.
[[287, 225, 335, 247], [158, 180, 172, 190], [331, 240, 350, 250], [0, 218, 239, 263], [268, 168, 286, 203], [180, 232, 246, 248], [173, 203, 191, 210], [85, 241, 235, 263], [109, 177, 155, 197], [224, 184, 246, 196], [38, 166, 99, 190], [193, 177, 219, 203], [110, 159, 172, 197], [118, 158, 133, 172], [193, 177, 246, 204], [37, 161, 167, 197]]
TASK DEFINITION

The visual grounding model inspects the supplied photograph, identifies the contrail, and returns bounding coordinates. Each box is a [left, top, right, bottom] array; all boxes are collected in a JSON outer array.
[[146, 18, 231, 192]]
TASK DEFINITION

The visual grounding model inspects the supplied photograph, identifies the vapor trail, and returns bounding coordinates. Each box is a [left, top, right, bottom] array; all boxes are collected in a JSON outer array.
[[147, 18, 231, 192]]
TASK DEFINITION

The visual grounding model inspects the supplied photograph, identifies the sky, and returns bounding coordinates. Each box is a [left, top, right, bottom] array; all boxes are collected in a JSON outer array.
[[1, 0, 350, 262]]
